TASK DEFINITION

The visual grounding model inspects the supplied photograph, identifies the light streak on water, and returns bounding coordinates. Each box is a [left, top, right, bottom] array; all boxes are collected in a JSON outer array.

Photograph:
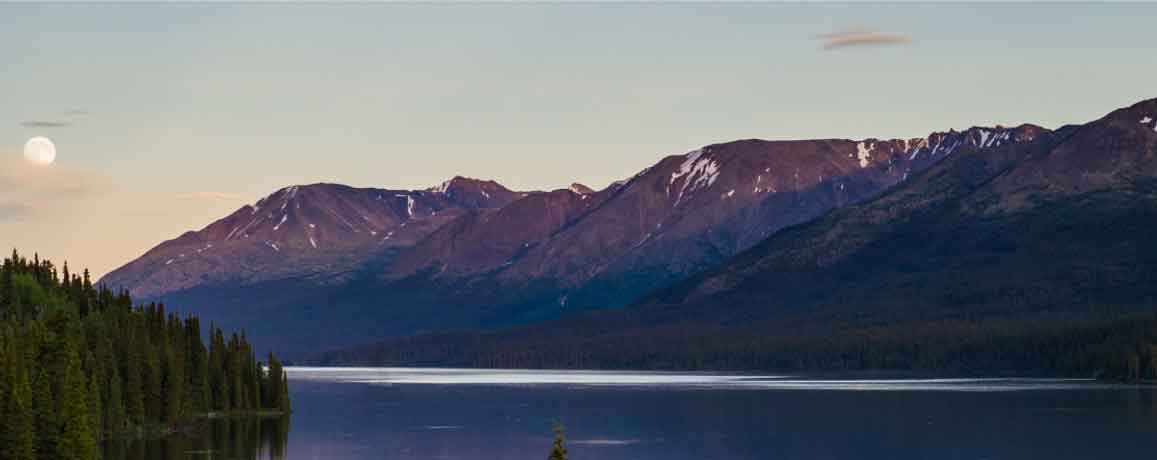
[[285, 367, 1146, 392]]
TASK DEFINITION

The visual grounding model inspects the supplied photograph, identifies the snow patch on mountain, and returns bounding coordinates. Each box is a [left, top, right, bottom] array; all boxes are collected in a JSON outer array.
[[431, 179, 453, 194], [856, 142, 872, 168], [670, 148, 722, 203], [900, 127, 1032, 163], [1141, 116, 1157, 132]]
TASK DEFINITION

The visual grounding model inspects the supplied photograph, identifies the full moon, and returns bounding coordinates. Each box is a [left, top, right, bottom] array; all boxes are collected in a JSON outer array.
[[23, 136, 57, 166]]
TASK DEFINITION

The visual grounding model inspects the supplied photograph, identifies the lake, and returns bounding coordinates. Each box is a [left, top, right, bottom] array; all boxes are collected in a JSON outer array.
[[105, 367, 1157, 459]]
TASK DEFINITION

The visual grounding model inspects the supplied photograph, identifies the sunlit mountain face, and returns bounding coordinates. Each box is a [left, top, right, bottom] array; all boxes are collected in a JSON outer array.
[[102, 120, 1044, 355]]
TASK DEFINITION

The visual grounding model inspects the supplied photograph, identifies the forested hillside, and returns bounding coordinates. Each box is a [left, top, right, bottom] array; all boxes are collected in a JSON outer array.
[[0, 251, 290, 460]]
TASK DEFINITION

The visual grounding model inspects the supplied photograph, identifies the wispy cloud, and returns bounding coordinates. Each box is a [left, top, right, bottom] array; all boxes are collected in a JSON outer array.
[[62, 109, 91, 116], [177, 191, 241, 201], [818, 28, 911, 50], [20, 120, 72, 128], [0, 155, 107, 221]]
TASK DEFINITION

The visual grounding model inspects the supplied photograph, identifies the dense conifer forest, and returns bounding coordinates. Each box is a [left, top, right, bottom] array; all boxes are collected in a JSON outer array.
[[0, 250, 291, 460], [313, 312, 1157, 381]]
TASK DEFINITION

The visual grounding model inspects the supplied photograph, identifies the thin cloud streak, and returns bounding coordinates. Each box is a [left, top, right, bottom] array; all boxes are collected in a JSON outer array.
[[0, 155, 108, 220], [20, 120, 72, 128], [18, 109, 90, 129], [818, 28, 912, 50]]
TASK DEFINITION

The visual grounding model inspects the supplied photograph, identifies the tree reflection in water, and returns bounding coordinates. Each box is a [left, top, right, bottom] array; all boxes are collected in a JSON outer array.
[[102, 415, 290, 460]]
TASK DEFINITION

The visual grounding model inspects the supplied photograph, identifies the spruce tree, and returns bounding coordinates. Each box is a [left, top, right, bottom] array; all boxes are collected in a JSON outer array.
[[209, 326, 229, 411], [185, 317, 210, 413], [87, 371, 103, 438], [32, 365, 58, 457], [105, 367, 126, 434], [0, 332, 10, 425], [122, 339, 145, 424], [548, 421, 568, 460], [54, 348, 96, 460], [228, 334, 245, 411], [163, 346, 185, 423], [265, 352, 292, 413], [279, 373, 291, 413], [143, 341, 163, 420], [1, 364, 37, 460], [83, 349, 104, 435]]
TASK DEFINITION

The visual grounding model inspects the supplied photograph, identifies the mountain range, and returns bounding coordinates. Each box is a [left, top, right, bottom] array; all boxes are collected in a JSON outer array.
[[310, 97, 1157, 375], [103, 100, 1124, 358]]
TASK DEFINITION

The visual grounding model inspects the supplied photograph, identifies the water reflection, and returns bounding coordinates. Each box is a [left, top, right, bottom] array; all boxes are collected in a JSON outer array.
[[96, 369, 1157, 460], [102, 415, 290, 460]]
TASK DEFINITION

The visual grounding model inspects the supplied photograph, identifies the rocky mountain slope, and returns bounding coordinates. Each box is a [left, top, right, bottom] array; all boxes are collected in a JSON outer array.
[[103, 177, 523, 298]]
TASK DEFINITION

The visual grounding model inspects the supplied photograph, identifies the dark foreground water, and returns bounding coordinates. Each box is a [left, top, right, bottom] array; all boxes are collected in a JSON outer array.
[[105, 368, 1157, 460]]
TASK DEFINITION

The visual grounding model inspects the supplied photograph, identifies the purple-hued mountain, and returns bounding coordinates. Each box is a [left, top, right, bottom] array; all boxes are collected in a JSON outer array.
[[310, 97, 1157, 371], [104, 177, 524, 298], [101, 122, 1044, 355]]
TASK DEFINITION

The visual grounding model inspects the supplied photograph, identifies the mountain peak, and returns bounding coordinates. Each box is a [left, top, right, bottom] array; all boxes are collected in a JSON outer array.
[[427, 176, 524, 208], [430, 176, 504, 193], [1102, 97, 1157, 131], [568, 183, 595, 194]]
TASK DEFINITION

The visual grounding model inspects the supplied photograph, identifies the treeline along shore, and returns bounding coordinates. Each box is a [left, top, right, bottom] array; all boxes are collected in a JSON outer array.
[[0, 250, 290, 460]]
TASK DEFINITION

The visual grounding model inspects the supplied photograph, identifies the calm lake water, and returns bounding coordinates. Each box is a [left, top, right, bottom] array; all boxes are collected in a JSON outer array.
[[106, 367, 1157, 460]]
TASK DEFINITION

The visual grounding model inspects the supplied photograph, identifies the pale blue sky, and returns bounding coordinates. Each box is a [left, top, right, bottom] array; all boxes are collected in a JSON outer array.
[[1, 2, 1155, 276]]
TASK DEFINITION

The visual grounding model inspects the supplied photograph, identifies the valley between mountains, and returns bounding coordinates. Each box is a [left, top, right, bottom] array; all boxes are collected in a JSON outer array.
[[103, 99, 1157, 377]]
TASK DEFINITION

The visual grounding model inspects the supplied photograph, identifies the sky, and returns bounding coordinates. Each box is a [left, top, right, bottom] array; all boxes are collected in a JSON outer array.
[[1, 2, 1155, 278]]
